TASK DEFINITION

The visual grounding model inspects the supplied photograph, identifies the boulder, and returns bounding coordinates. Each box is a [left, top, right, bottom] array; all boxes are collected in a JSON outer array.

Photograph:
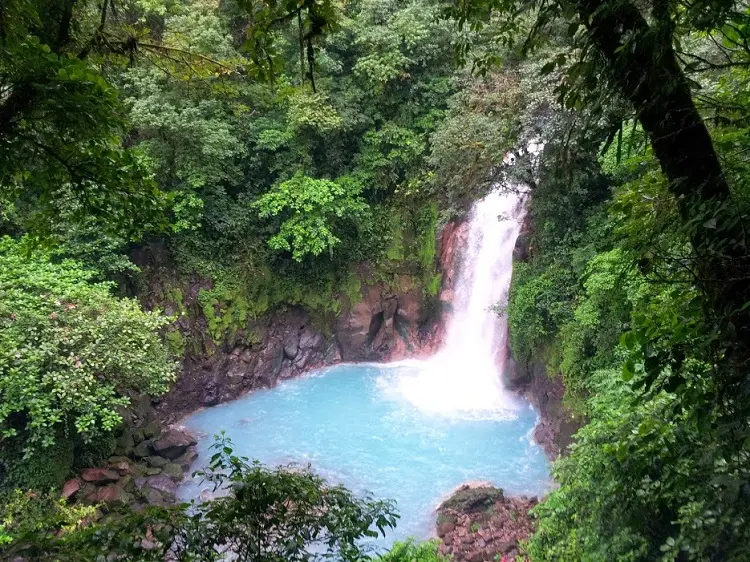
[[132, 427, 146, 444], [108, 455, 131, 465], [162, 462, 184, 481], [94, 484, 132, 506], [145, 474, 178, 495], [82, 484, 131, 506], [146, 455, 169, 468], [109, 460, 131, 476], [133, 439, 153, 458], [152, 430, 197, 460], [146, 467, 163, 476], [174, 446, 199, 471], [141, 420, 162, 439], [141, 486, 165, 506], [80, 468, 120, 485], [61, 479, 81, 500], [440, 485, 503, 513], [119, 474, 134, 492], [436, 484, 537, 562], [115, 428, 135, 456]]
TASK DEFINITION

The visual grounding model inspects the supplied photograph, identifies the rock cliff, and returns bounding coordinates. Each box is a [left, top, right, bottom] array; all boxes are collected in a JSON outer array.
[[139, 221, 468, 422], [506, 211, 580, 458]]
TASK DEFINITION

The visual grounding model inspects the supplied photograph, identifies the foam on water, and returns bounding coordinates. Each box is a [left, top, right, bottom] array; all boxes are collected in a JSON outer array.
[[382, 189, 526, 419], [178, 362, 550, 545]]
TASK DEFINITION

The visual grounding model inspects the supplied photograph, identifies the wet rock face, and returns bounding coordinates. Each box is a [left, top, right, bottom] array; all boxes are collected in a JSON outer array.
[[334, 277, 441, 362], [158, 289, 442, 421], [436, 484, 538, 562], [512, 212, 534, 263], [158, 306, 335, 420], [508, 359, 580, 460], [145, 218, 468, 421]]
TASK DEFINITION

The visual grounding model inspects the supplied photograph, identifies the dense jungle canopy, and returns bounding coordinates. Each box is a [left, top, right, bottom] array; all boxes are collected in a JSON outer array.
[[2, 0, 750, 560]]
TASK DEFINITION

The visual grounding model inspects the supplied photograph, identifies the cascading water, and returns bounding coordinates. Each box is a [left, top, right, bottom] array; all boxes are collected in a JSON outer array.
[[178, 186, 548, 544], [388, 188, 525, 417]]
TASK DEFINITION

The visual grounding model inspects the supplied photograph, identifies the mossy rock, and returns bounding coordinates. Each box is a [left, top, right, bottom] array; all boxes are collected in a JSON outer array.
[[133, 439, 153, 458], [132, 427, 146, 444], [440, 486, 504, 513], [145, 467, 163, 476], [162, 463, 184, 481], [130, 394, 156, 423], [114, 429, 135, 456], [108, 455, 132, 465], [140, 486, 166, 506], [141, 420, 162, 439], [146, 455, 169, 468], [122, 475, 136, 493]]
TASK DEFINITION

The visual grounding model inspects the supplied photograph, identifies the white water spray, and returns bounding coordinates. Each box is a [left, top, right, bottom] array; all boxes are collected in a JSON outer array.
[[383, 188, 527, 418]]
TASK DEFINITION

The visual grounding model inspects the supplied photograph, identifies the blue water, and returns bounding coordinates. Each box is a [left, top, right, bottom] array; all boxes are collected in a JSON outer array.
[[178, 362, 551, 545]]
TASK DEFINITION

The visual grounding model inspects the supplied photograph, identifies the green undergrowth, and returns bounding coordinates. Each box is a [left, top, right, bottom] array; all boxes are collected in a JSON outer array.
[[158, 201, 443, 349], [374, 539, 448, 562]]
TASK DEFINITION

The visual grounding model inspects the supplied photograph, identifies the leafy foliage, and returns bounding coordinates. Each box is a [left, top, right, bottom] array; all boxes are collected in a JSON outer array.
[[254, 173, 369, 261], [0, 0, 169, 241], [1, 436, 399, 562], [374, 539, 447, 561], [0, 238, 176, 452], [0, 490, 98, 549], [506, 90, 750, 561]]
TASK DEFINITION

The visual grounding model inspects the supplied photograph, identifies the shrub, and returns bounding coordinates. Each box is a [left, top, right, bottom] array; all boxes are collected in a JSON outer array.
[[375, 539, 448, 562], [0, 237, 176, 453]]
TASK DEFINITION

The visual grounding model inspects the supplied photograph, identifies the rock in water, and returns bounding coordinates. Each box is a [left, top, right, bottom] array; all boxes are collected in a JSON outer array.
[[436, 484, 537, 562]]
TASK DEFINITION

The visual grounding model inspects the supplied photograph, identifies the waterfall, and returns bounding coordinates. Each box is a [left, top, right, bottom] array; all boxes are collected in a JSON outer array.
[[385, 188, 526, 418]]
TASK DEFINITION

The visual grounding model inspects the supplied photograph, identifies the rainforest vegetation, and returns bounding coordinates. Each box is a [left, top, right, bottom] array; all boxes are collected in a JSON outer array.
[[1, 0, 750, 559]]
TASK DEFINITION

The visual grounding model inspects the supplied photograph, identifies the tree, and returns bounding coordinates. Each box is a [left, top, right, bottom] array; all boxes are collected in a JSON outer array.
[[0, 0, 172, 241], [0, 237, 176, 453], [253, 173, 369, 261]]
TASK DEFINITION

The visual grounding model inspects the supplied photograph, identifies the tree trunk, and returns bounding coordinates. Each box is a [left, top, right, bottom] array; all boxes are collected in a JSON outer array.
[[576, 0, 750, 359]]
